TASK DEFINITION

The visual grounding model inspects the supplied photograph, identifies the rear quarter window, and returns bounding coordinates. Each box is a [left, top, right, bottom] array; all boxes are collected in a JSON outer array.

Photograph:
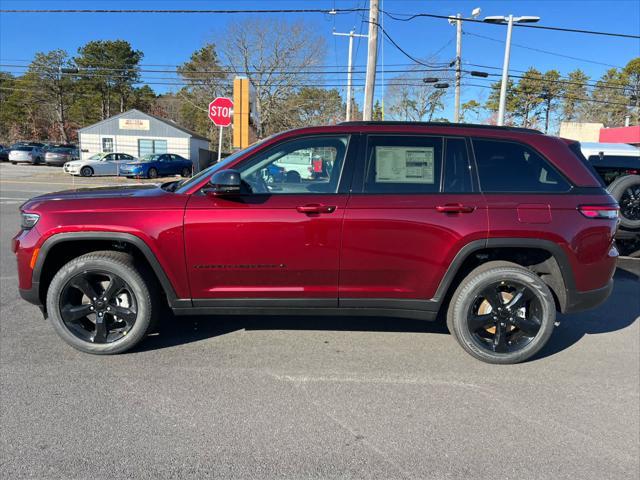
[[473, 139, 571, 193]]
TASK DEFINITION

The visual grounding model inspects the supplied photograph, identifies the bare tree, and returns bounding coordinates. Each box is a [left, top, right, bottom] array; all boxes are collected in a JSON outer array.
[[219, 18, 326, 137], [385, 68, 451, 122]]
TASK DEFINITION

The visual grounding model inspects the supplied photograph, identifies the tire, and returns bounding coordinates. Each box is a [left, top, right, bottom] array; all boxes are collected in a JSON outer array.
[[608, 175, 640, 230], [180, 167, 191, 178], [46, 251, 159, 354], [80, 166, 93, 177], [447, 261, 556, 364], [147, 167, 158, 179], [11, 162, 17, 165]]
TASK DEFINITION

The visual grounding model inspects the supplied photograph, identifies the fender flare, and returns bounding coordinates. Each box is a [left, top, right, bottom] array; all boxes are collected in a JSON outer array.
[[33, 231, 179, 303], [432, 238, 575, 307]]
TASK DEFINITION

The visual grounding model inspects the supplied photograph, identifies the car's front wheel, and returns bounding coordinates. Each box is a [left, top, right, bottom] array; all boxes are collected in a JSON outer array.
[[447, 261, 556, 364], [147, 167, 158, 179], [46, 251, 158, 354], [80, 166, 93, 177]]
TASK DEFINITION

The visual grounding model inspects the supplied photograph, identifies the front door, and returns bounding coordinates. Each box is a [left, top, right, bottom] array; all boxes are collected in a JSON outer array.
[[184, 134, 356, 305], [339, 134, 488, 307]]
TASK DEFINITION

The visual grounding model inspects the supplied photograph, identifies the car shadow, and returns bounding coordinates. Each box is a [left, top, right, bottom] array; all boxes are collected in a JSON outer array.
[[132, 266, 639, 360], [533, 265, 640, 360]]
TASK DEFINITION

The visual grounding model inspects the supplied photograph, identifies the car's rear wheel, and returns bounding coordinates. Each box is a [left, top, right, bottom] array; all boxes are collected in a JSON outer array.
[[180, 167, 191, 178], [46, 251, 158, 354], [80, 166, 93, 177], [147, 167, 158, 179], [609, 175, 640, 230], [447, 261, 556, 364]]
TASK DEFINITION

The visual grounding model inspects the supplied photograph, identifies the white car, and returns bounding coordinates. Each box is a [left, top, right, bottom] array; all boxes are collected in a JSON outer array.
[[64, 152, 137, 177]]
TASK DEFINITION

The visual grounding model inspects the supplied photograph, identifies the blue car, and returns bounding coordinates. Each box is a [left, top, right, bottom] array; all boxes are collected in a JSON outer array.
[[119, 153, 193, 179]]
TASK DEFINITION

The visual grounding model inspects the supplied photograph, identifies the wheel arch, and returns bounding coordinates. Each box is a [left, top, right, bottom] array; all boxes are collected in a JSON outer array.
[[34, 232, 180, 309], [434, 238, 575, 313]]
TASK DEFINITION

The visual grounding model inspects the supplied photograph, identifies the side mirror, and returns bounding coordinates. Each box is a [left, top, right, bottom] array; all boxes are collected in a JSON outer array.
[[205, 169, 242, 196]]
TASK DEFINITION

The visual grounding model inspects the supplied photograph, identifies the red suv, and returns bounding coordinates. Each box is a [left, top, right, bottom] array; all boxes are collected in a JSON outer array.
[[13, 122, 619, 363]]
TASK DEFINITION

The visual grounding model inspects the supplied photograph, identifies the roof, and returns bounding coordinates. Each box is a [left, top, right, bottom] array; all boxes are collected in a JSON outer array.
[[339, 121, 543, 135], [580, 142, 640, 157], [77, 109, 209, 141]]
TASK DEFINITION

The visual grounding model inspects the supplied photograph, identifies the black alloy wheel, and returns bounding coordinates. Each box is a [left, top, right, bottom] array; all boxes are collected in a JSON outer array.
[[467, 280, 542, 354], [619, 184, 640, 221], [58, 270, 138, 344]]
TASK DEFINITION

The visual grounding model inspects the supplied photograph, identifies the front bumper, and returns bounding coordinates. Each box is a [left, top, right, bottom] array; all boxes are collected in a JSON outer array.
[[564, 279, 614, 314]]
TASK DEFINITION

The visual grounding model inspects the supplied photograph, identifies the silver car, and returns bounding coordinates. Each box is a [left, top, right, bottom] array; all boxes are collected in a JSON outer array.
[[45, 147, 79, 166], [9, 145, 45, 165]]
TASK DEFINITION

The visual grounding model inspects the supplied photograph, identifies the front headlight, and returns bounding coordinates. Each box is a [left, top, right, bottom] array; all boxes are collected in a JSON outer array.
[[21, 213, 40, 230]]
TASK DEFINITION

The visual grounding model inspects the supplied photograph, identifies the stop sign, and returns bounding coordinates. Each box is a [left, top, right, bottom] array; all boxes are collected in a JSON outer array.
[[208, 97, 233, 127]]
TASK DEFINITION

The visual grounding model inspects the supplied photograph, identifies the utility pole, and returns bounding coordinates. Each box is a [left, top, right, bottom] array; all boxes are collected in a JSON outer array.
[[450, 8, 480, 123], [453, 14, 462, 123], [363, 0, 379, 121], [333, 30, 367, 121]]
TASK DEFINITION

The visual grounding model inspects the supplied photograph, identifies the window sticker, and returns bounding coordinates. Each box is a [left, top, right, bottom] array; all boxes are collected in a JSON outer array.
[[375, 146, 435, 183]]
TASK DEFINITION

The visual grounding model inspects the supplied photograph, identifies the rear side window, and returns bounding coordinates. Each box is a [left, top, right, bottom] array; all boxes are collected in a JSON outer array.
[[473, 139, 570, 192], [444, 138, 473, 193], [364, 135, 442, 193]]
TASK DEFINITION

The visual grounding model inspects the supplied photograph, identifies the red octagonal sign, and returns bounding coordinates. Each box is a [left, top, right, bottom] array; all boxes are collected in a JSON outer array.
[[208, 97, 233, 127]]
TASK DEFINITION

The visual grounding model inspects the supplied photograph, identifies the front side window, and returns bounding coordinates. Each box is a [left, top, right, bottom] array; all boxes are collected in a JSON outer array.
[[473, 139, 570, 192], [364, 135, 443, 193], [237, 135, 349, 194]]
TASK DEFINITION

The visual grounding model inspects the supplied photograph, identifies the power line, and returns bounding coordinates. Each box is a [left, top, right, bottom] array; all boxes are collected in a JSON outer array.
[[464, 31, 624, 69], [0, 8, 366, 15], [382, 10, 640, 39]]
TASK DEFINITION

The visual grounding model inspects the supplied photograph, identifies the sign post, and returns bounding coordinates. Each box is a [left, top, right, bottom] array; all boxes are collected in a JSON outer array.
[[208, 97, 234, 163]]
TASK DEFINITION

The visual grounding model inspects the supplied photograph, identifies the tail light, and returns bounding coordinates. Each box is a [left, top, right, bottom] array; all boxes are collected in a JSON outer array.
[[624, 169, 638, 175], [578, 205, 619, 219]]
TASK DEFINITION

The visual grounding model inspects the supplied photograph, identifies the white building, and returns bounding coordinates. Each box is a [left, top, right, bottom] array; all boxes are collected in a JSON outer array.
[[77, 109, 210, 170]]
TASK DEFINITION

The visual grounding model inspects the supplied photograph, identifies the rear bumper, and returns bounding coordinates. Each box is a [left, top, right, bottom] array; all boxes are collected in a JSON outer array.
[[564, 280, 614, 314]]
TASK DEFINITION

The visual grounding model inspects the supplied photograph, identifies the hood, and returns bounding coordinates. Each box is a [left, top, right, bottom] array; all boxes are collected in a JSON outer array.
[[65, 160, 84, 166], [21, 184, 166, 210]]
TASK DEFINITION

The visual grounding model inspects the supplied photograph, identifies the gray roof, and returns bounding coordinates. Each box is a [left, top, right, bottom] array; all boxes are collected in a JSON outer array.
[[77, 109, 209, 141]]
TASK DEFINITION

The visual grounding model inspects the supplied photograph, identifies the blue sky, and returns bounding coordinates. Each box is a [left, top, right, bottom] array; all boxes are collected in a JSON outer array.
[[1, 0, 639, 120]]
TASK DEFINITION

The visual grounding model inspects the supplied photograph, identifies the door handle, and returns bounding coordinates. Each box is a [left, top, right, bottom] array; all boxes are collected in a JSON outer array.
[[435, 203, 475, 214], [296, 204, 337, 214]]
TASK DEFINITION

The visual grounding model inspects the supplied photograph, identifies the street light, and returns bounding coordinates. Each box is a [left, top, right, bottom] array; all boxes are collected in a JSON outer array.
[[484, 14, 540, 125]]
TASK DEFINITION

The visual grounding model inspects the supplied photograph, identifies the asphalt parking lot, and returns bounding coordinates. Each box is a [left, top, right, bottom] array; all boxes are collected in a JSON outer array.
[[1, 162, 639, 479]]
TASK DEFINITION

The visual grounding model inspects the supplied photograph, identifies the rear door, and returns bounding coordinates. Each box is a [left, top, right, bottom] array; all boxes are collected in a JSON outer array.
[[339, 134, 488, 307]]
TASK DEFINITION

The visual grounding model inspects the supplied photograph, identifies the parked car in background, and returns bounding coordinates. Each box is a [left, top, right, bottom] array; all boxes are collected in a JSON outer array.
[[0, 146, 9, 162], [45, 147, 80, 166], [118, 153, 193, 179], [9, 145, 45, 164], [63, 152, 136, 177], [579, 142, 639, 255]]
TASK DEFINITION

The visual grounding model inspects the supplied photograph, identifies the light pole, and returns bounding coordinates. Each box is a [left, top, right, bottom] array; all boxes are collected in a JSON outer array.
[[484, 14, 540, 125], [449, 7, 481, 123], [333, 30, 368, 121]]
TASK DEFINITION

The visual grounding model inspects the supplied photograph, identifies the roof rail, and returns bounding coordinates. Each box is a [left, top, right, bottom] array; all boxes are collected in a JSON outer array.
[[338, 121, 543, 134]]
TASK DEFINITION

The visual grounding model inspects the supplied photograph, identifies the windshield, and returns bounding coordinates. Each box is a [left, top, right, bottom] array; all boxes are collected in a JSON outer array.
[[88, 153, 103, 160], [51, 147, 72, 153], [139, 154, 162, 162], [175, 139, 270, 194]]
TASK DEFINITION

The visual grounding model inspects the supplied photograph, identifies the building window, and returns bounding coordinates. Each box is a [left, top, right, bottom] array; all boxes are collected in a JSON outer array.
[[102, 137, 114, 153], [138, 139, 168, 157]]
